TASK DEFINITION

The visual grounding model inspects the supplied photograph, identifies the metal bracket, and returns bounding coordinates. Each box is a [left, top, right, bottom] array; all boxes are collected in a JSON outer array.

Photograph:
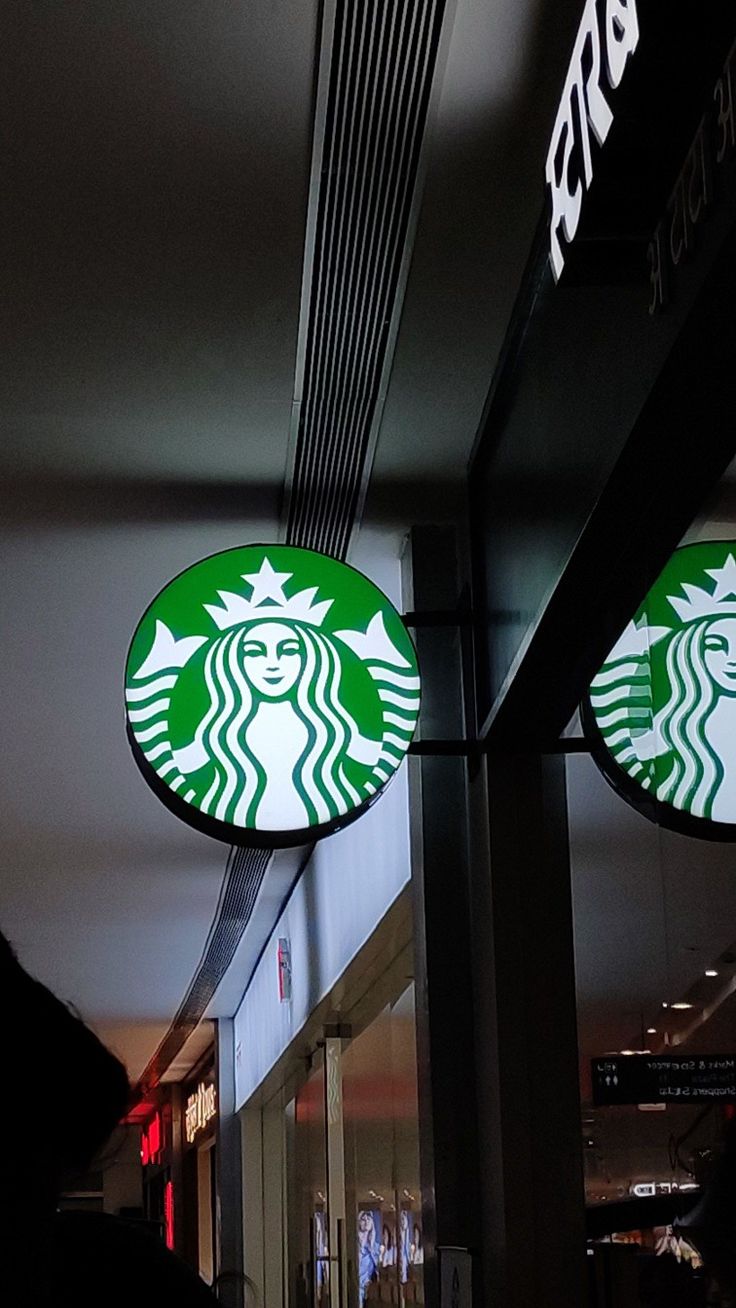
[[408, 737, 591, 757], [400, 610, 591, 758], [402, 608, 471, 628], [402, 609, 474, 756], [546, 738, 590, 755], [408, 739, 477, 757]]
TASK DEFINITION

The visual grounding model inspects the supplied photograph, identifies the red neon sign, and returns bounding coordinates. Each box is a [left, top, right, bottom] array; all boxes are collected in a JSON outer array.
[[164, 1179, 175, 1251], [140, 1112, 163, 1166]]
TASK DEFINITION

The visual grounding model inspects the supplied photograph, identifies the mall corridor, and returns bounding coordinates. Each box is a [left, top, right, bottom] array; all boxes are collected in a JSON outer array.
[[3, 1, 736, 1305]]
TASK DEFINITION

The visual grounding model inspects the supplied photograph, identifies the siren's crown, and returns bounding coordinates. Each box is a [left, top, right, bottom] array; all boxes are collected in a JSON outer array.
[[204, 556, 334, 631], [668, 554, 736, 623]]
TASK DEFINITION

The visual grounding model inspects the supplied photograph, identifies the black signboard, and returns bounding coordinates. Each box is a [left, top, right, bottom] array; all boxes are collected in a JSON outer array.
[[592, 1055, 736, 1106]]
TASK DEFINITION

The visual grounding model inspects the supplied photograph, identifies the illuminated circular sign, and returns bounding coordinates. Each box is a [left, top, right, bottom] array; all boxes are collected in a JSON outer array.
[[583, 541, 736, 839], [125, 546, 420, 847]]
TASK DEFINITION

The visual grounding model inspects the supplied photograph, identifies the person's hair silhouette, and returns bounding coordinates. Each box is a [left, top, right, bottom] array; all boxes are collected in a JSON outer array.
[[0, 932, 218, 1306]]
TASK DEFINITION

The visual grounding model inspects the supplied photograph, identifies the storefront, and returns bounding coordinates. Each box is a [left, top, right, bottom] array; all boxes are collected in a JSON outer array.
[[181, 1060, 219, 1287], [233, 758, 424, 1308], [277, 981, 423, 1308]]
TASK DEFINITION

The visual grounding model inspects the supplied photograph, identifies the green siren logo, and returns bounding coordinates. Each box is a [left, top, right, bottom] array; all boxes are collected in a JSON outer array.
[[125, 546, 420, 848], [584, 542, 736, 837]]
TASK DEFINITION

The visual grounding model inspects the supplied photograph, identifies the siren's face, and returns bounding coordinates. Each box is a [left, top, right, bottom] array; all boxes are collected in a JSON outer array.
[[703, 617, 736, 694], [241, 621, 304, 698]]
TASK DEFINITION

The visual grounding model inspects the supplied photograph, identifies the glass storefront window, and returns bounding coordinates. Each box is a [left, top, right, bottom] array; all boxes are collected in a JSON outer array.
[[281, 984, 423, 1308], [286, 1056, 329, 1308], [568, 470, 736, 1307], [342, 986, 423, 1308]]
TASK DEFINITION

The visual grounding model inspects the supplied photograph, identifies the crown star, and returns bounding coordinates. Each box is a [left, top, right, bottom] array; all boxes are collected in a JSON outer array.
[[706, 553, 736, 600], [667, 553, 736, 623], [203, 555, 334, 631], [242, 558, 293, 606]]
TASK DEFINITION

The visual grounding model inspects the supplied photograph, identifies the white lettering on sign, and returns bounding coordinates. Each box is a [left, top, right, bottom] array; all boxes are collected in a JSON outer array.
[[545, 0, 639, 279], [185, 1081, 217, 1144]]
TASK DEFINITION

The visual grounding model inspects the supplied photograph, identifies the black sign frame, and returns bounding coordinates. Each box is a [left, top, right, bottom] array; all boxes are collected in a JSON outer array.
[[592, 1053, 736, 1106]]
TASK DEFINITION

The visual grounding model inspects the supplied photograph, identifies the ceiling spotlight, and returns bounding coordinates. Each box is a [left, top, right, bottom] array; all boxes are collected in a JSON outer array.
[[647, 1027, 656, 1034], [662, 1002, 669, 1008], [705, 969, 719, 977], [671, 1002, 694, 1010]]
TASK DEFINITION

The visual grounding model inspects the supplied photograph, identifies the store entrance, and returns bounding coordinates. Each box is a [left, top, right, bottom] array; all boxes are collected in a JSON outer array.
[[283, 984, 423, 1308]]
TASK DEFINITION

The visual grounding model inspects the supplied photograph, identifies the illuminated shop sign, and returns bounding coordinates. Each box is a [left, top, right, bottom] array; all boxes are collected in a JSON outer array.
[[140, 1112, 163, 1166], [545, 0, 639, 279], [164, 1179, 175, 1251], [125, 546, 420, 848], [583, 542, 736, 838], [185, 1081, 217, 1145]]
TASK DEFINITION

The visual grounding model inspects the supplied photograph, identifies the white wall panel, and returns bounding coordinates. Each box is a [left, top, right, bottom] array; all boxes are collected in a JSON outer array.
[[233, 763, 411, 1108]]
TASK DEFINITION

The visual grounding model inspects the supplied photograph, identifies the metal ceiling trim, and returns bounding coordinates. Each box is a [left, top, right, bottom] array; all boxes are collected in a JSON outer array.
[[298, 1, 383, 541], [284, 0, 452, 560], [346, 0, 460, 548], [137, 846, 271, 1093], [282, 0, 340, 542], [307, 0, 421, 549]]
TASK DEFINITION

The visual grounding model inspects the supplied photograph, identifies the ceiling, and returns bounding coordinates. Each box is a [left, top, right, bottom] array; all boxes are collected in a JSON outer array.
[[0, 0, 316, 492], [0, 0, 594, 1082]]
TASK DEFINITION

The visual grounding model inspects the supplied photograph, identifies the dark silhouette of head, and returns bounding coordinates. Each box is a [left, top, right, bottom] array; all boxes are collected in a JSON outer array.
[[0, 932, 218, 1305], [0, 931, 130, 1301], [0, 931, 130, 1184]]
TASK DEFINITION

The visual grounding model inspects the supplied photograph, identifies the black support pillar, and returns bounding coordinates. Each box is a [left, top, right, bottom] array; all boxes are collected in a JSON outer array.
[[405, 525, 482, 1307], [470, 750, 586, 1308]]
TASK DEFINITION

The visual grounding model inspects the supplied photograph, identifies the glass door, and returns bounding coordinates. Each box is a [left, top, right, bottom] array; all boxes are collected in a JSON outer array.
[[286, 1052, 330, 1308], [282, 986, 423, 1308], [342, 986, 423, 1308]]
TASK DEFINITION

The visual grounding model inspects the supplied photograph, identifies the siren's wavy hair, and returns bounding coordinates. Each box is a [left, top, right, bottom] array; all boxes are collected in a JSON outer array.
[[654, 618, 726, 819], [194, 622, 364, 827]]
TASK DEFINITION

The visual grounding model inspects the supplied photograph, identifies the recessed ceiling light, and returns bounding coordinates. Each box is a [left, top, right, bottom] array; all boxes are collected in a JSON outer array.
[[705, 969, 719, 977], [671, 1002, 694, 1010], [662, 1002, 669, 1008], [647, 1027, 656, 1034]]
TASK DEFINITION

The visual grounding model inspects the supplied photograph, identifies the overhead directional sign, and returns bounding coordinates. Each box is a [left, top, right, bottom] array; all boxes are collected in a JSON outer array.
[[592, 1054, 736, 1106], [583, 541, 736, 839], [125, 545, 420, 848]]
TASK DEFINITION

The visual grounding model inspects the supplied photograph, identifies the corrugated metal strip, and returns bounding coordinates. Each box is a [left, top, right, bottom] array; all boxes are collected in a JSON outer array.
[[139, 847, 270, 1092], [286, 0, 447, 559]]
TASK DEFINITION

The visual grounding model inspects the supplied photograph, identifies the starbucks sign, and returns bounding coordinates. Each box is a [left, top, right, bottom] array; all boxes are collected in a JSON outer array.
[[125, 546, 420, 848], [583, 542, 736, 839]]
